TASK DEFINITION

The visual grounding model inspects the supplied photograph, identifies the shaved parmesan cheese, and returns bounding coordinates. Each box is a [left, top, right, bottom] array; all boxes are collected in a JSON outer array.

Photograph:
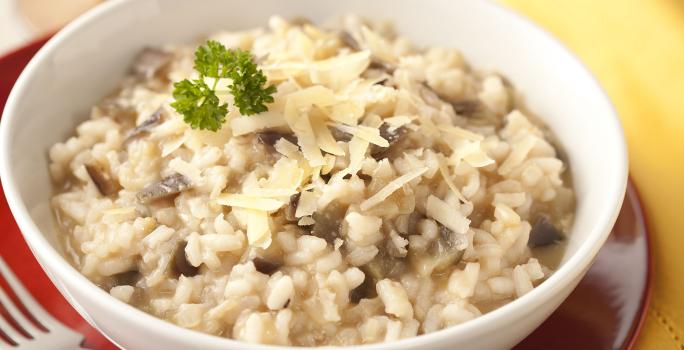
[[383, 116, 414, 132], [274, 138, 301, 159], [437, 154, 466, 202], [333, 123, 389, 147], [329, 101, 364, 125], [321, 154, 336, 175], [360, 167, 428, 211], [244, 188, 298, 197], [295, 191, 318, 217], [246, 209, 271, 248], [284, 86, 336, 122], [426, 195, 470, 234], [310, 51, 371, 90], [335, 136, 369, 180], [215, 194, 284, 211], [230, 111, 288, 136], [441, 126, 485, 142], [264, 157, 305, 191], [311, 114, 345, 156], [292, 114, 325, 166], [274, 138, 314, 179], [450, 140, 495, 168], [360, 26, 396, 64], [161, 135, 185, 157]]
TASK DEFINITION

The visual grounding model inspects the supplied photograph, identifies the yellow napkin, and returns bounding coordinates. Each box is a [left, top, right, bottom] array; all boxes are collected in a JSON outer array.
[[500, 0, 684, 348]]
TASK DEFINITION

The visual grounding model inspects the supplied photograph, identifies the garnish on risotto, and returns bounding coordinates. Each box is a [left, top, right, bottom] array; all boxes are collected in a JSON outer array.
[[171, 40, 277, 131], [49, 15, 575, 346]]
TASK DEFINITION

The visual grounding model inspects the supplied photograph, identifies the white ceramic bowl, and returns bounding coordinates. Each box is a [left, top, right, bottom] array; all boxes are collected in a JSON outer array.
[[0, 0, 628, 349]]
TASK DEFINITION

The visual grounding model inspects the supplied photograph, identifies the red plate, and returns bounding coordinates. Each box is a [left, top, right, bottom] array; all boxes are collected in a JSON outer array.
[[0, 39, 652, 350]]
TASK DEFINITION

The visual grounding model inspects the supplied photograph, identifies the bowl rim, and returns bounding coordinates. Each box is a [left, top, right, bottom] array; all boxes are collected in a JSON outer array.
[[0, 0, 629, 348]]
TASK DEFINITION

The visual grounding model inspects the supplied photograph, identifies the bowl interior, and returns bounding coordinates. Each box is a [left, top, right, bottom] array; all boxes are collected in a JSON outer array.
[[0, 0, 627, 347]]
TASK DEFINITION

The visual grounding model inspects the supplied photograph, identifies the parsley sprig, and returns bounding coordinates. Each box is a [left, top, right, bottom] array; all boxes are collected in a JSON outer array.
[[171, 40, 276, 131]]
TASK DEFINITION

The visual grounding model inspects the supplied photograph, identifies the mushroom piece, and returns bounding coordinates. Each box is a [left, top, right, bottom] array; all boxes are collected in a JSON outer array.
[[528, 216, 564, 248], [370, 123, 408, 160], [252, 257, 283, 275], [284, 193, 301, 222], [113, 270, 140, 286], [136, 173, 192, 203], [410, 224, 465, 277], [352, 248, 407, 304], [308, 202, 347, 244], [172, 241, 199, 277], [329, 126, 353, 142], [125, 108, 163, 141], [85, 163, 120, 196], [349, 272, 376, 304], [256, 131, 298, 148], [133, 48, 172, 78]]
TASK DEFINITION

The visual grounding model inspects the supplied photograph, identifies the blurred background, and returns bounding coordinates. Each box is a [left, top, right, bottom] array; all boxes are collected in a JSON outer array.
[[1, 0, 682, 349], [0, 0, 100, 54]]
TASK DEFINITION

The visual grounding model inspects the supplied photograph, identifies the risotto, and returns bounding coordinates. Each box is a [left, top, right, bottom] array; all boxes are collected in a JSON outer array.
[[49, 15, 575, 346]]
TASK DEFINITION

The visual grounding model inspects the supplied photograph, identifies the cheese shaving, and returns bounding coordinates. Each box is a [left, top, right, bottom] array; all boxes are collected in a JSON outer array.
[[230, 111, 288, 136], [441, 125, 485, 142], [321, 154, 336, 175], [246, 209, 271, 248], [295, 190, 318, 217], [360, 167, 428, 211], [311, 114, 345, 156], [274, 138, 301, 159], [328, 100, 364, 125], [215, 194, 284, 211], [334, 135, 370, 181], [437, 154, 467, 202], [426, 195, 470, 234], [333, 123, 389, 147], [161, 135, 185, 157], [383, 116, 414, 132]]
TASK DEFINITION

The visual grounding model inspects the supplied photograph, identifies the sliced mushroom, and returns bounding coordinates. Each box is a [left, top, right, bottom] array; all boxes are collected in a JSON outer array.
[[113, 270, 140, 286], [354, 248, 407, 303], [85, 163, 120, 196], [368, 58, 396, 75], [133, 48, 172, 78], [308, 202, 347, 244], [450, 100, 482, 116], [172, 241, 199, 277], [370, 124, 408, 160], [284, 193, 301, 222], [410, 224, 465, 276], [125, 108, 163, 141], [329, 126, 353, 142], [136, 173, 192, 203], [252, 257, 283, 275], [256, 132, 298, 148], [528, 216, 564, 248], [349, 272, 376, 304]]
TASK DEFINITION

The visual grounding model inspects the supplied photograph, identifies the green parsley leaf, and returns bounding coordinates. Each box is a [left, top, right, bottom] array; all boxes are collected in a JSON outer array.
[[170, 78, 228, 131], [171, 40, 276, 131], [226, 49, 277, 116]]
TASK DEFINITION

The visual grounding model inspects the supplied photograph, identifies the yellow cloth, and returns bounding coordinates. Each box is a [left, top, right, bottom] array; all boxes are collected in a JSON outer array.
[[500, 0, 684, 348]]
